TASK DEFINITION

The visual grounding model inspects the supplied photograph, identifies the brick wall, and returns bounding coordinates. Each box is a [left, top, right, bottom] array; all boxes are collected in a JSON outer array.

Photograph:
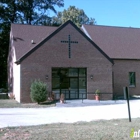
[[113, 59, 140, 97], [20, 23, 113, 103]]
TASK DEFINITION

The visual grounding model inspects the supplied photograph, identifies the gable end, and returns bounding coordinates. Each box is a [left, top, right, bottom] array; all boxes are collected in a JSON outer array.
[[15, 20, 113, 65]]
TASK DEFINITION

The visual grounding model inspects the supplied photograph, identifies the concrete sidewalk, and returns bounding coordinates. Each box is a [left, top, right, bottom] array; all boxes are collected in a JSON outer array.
[[56, 99, 126, 107], [0, 100, 140, 128]]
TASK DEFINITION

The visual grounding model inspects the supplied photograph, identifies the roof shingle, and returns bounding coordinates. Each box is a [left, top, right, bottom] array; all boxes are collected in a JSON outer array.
[[11, 24, 57, 60], [12, 21, 139, 61], [82, 24, 140, 59]]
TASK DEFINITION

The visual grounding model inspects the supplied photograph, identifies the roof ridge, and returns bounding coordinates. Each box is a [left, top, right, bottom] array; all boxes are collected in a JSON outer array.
[[83, 24, 140, 29]]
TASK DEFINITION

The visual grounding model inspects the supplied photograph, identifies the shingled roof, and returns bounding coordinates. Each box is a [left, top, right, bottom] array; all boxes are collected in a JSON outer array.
[[11, 20, 113, 64], [12, 21, 139, 62], [82, 24, 140, 59], [11, 24, 57, 60]]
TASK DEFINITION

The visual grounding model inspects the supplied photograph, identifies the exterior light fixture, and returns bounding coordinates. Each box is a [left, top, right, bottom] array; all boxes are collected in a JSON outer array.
[[45, 75, 48, 80], [90, 75, 93, 79], [31, 40, 34, 44]]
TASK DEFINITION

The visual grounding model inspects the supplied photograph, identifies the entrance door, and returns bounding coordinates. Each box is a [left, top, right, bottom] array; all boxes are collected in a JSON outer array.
[[61, 77, 69, 99], [69, 78, 78, 99], [52, 68, 87, 100]]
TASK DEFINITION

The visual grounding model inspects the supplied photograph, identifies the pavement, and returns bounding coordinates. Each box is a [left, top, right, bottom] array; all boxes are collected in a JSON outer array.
[[0, 99, 140, 128]]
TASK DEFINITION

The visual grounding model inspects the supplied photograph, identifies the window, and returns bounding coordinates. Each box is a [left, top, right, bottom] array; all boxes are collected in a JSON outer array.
[[129, 72, 136, 87], [79, 69, 86, 76], [69, 68, 78, 77], [52, 68, 87, 99]]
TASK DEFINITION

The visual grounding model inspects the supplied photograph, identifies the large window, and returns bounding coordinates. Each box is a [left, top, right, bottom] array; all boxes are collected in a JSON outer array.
[[52, 68, 87, 99], [129, 72, 136, 87]]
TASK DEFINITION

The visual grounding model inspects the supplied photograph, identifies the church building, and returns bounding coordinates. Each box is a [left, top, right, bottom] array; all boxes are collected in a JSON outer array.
[[8, 20, 140, 103]]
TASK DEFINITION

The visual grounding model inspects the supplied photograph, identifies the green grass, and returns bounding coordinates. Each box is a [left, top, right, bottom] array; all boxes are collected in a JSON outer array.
[[0, 99, 55, 108], [0, 119, 140, 140]]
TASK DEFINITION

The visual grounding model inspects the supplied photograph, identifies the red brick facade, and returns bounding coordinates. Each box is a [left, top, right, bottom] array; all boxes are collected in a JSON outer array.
[[113, 60, 140, 97], [20, 23, 113, 103]]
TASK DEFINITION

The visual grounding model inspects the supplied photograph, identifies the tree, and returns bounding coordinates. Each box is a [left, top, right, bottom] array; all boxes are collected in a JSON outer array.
[[52, 6, 96, 27], [0, 0, 64, 89], [50, 12, 62, 26], [17, 0, 64, 25], [0, 0, 64, 25], [0, 25, 9, 89]]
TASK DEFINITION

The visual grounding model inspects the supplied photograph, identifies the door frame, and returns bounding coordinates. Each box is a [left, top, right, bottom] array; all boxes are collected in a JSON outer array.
[[52, 68, 87, 99]]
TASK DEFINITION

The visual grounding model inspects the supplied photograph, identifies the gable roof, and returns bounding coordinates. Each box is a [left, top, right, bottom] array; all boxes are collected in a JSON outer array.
[[11, 20, 113, 64], [82, 24, 140, 59]]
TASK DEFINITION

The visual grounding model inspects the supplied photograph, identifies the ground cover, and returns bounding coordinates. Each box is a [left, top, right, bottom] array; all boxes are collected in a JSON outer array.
[[0, 119, 140, 140], [0, 99, 55, 108]]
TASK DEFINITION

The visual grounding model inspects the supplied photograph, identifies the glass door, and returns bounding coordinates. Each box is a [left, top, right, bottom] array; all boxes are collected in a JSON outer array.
[[69, 78, 78, 99], [61, 77, 69, 99], [52, 68, 87, 100]]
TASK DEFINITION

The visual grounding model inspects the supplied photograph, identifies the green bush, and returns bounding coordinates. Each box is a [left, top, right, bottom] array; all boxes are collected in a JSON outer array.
[[30, 80, 48, 104]]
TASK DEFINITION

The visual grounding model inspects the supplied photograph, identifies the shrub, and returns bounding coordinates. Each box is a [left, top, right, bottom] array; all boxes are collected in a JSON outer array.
[[30, 79, 48, 104]]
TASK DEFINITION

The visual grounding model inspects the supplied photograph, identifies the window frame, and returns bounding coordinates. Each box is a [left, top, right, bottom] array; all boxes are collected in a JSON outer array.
[[52, 68, 87, 99], [129, 72, 136, 87]]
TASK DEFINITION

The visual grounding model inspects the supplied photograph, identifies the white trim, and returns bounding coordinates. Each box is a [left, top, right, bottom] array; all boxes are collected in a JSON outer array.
[[81, 25, 92, 40], [13, 48, 21, 102]]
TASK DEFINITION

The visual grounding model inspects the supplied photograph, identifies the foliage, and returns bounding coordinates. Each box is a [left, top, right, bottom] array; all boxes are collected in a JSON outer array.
[[95, 89, 100, 95], [0, 0, 64, 25], [30, 80, 48, 104], [50, 12, 62, 26], [0, 24, 10, 89], [51, 6, 96, 27], [0, 1, 20, 90], [0, 99, 55, 108]]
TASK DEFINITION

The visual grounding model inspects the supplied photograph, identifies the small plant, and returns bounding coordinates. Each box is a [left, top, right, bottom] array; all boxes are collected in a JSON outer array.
[[60, 93, 65, 103], [8, 93, 15, 99], [95, 89, 100, 95], [48, 92, 55, 101], [95, 89, 100, 101], [30, 79, 48, 104]]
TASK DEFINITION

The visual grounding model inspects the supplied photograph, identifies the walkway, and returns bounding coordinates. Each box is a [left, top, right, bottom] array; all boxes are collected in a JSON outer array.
[[0, 100, 140, 128]]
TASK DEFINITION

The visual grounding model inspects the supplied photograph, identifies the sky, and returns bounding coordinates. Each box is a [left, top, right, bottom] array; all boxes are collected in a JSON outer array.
[[49, 0, 140, 28]]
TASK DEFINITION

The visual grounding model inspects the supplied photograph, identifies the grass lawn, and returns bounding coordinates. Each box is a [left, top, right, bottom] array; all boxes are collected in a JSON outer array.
[[0, 119, 140, 140], [0, 99, 55, 108]]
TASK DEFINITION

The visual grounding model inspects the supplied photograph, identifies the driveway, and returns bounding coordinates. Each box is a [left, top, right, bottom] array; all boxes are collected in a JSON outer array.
[[0, 100, 140, 128]]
